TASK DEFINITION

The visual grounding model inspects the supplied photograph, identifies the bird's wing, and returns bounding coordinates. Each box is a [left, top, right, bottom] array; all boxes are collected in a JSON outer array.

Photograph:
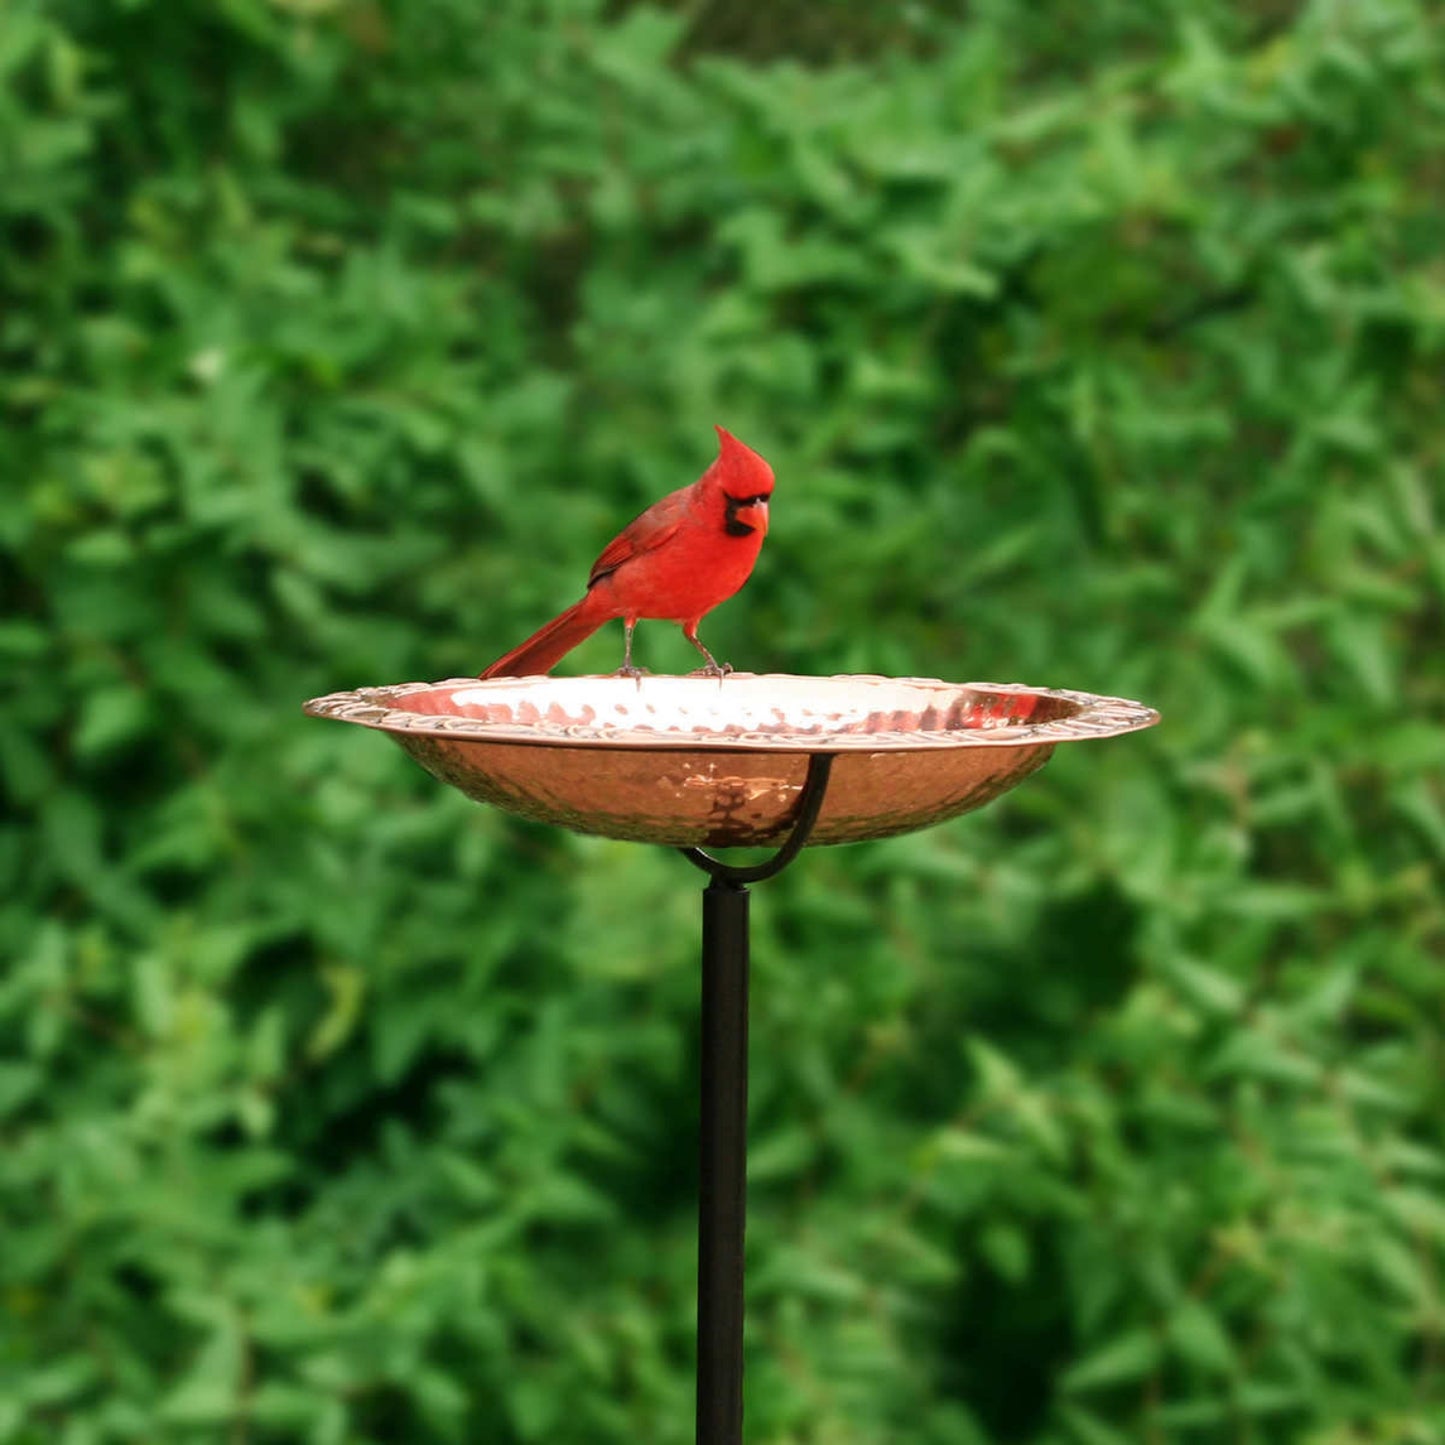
[[587, 485, 691, 587]]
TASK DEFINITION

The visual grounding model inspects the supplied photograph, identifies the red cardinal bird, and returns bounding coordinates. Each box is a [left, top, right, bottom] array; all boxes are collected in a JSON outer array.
[[479, 426, 775, 679]]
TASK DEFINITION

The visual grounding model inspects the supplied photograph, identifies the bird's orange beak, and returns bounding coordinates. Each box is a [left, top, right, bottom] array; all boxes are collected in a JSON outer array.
[[732, 498, 769, 537]]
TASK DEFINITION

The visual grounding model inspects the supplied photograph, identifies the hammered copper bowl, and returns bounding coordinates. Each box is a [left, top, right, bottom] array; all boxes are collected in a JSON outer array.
[[303, 674, 1159, 848]]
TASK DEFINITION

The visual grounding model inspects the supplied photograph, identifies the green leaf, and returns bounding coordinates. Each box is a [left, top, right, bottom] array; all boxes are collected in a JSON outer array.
[[1166, 1299, 1237, 1375], [1061, 1403, 1136, 1445], [1062, 1330, 1162, 1393]]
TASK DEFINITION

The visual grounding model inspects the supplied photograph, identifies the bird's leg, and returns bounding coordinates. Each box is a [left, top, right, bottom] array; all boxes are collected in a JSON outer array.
[[683, 623, 731, 679], [616, 621, 647, 683]]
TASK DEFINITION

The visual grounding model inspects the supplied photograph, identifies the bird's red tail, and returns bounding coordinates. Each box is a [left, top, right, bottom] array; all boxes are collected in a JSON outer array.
[[479, 596, 608, 678]]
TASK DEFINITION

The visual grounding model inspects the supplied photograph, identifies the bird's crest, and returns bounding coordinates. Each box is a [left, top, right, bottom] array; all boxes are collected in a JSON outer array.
[[713, 425, 774, 499]]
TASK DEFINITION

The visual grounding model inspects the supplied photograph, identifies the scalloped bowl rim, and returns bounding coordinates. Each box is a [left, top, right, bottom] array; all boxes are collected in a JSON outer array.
[[302, 673, 1160, 753]]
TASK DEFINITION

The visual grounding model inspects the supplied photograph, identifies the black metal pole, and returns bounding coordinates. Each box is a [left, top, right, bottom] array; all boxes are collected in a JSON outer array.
[[680, 753, 837, 1445], [696, 878, 750, 1445]]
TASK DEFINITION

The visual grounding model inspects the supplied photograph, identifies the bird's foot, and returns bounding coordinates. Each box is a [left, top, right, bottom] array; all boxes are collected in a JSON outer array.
[[688, 661, 733, 680], [615, 663, 651, 686]]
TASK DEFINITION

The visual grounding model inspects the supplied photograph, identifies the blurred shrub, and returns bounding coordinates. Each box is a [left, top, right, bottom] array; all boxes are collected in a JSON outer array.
[[1, 0, 1442, 1441]]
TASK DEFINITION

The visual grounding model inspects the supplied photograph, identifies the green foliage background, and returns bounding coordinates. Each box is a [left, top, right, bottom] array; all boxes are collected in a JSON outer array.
[[3, 0, 1443, 1440]]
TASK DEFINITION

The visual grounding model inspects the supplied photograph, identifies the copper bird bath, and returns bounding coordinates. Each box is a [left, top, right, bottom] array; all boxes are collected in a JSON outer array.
[[305, 672, 1158, 1445]]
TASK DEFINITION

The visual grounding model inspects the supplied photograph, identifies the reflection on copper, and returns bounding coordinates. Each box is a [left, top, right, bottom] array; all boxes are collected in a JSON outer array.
[[304, 673, 1159, 848]]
